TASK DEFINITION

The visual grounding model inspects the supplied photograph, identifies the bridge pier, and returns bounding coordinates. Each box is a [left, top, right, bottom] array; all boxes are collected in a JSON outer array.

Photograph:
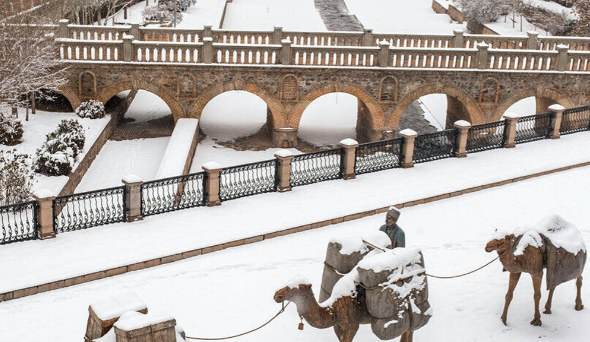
[[273, 128, 298, 148], [445, 95, 470, 129]]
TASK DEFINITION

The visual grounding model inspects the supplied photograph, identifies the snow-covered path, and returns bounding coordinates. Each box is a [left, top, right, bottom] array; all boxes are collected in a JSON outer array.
[[0, 143, 589, 342], [1, 132, 590, 296]]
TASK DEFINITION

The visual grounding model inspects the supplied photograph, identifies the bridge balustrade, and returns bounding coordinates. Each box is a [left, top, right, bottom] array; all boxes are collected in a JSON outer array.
[[58, 40, 122, 61], [538, 37, 590, 51], [134, 41, 203, 63], [463, 35, 527, 49], [388, 48, 477, 69], [213, 44, 281, 65], [213, 30, 274, 45], [373, 33, 453, 49], [486, 49, 558, 71], [291, 46, 379, 67], [68, 24, 130, 41], [284, 31, 364, 47]]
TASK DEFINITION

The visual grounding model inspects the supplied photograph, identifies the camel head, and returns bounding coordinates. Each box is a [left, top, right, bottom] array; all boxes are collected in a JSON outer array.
[[485, 234, 514, 254], [274, 283, 312, 303]]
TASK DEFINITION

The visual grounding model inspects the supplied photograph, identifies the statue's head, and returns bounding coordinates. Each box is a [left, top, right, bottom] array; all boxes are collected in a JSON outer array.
[[485, 234, 514, 254], [274, 283, 312, 303], [385, 207, 401, 227]]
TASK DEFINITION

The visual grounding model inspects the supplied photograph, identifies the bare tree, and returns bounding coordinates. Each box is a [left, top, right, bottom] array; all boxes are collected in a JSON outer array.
[[574, 0, 590, 36]]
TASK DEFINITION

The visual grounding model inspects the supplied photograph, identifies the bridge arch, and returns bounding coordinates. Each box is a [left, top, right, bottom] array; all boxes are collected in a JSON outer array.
[[495, 88, 576, 121], [289, 82, 386, 141], [98, 80, 186, 121], [188, 80, 287, 128], [391, 84, 485, 128], [56, 85, 83, 111]]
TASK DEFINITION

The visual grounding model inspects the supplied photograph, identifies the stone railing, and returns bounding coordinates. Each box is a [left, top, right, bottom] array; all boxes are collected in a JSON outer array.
[[53, 20, 590, 52], [134, 41, 204, 63], [58, 39, 123, 61], [387, 47, 478, 69], [290, 45, 379, 67]]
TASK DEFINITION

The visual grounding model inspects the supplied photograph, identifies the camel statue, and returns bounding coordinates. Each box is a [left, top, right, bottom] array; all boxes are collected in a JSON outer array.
[[485, 215, 586, 326], [273, 281, 415, 342]]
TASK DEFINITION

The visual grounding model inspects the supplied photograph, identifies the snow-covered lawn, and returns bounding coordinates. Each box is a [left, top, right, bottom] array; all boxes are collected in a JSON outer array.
[[0, 108, 110, 195], [75, 138, 169, 193], [112, 0, 225, 28], [1, 145, 589, 341]]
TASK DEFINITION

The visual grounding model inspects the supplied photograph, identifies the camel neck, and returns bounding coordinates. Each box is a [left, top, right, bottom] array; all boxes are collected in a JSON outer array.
[[293, 292, 336, 329]]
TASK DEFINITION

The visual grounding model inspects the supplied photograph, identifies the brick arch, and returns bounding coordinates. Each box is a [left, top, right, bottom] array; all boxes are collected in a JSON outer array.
[[56, 85, 83, 110], [494, 88, 576, 121], [188, 80, 287, 128], [288, 82, 385, 130], [391, 84, 485, 127], [97, 80, 186, 121]]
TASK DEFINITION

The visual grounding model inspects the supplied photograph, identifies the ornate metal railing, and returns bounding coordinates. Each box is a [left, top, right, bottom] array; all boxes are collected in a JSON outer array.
[[53, 186, 126, 233], [515, 113, 553, 144], [561, 105, 590, 135], [219, 160, 278, 201], [141, 172, 206, 217], [290, 149, 343, 187], [413, 129, 458, 163], [0, 201, 37, 244], [466, 121, 507, 153], [355, 138, 403, 175]]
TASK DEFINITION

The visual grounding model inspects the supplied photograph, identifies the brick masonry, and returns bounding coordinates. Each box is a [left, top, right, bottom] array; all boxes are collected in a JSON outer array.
[[2, 159, 589, 303]]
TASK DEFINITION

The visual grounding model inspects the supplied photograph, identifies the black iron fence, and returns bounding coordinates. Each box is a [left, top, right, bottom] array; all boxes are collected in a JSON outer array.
[[290, 149, 343, 187], [413, 129, 458, 163], [355, 138, 403, 174], [219, 160, 278, 201], [0, 201, 37, 244], [467, 121, 507, 153], [561, 105, 590, 135], [141, 172, 206, 216], [53, 186, 126, 233], [514, 112, 553, 144]]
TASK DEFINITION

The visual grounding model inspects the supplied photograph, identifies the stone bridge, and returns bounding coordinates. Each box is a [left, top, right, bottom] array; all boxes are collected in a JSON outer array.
[[54, 21, 590, 146]]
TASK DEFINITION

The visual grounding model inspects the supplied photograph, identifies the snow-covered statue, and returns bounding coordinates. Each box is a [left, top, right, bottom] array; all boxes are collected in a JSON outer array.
[[485, 215, 586, 326], [273, 232, 432, 342]]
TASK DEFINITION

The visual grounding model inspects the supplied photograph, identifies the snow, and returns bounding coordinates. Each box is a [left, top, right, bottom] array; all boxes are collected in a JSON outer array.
[[419, 94, 448, 130], [329, 231, 390, 255], [112, 0, 224, 28], [119, 90, 172, 123], [504, 97, 536, 117], [114, 310, 175, 331], [299, 93, 358, 146], [454, 120, 471, 127], [274, 149, 293, 158], [339, 138, 358, 146], [282, 275, 312, 290], [201, 161, 222, 170], [90, 291, 147, 321], [32, 189, 55, 199], [154, 118, 199, 179], [399, 129, 417, 136], [75, 138, 169, 193], [549, 104, 566, 112], [503, 112, 523, 119], [122, 174, 143, 184]]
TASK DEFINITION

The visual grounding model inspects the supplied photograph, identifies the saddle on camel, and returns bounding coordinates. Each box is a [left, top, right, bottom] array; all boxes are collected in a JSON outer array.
[[274, 231, 432, 342], [485, 215, 586, 326]]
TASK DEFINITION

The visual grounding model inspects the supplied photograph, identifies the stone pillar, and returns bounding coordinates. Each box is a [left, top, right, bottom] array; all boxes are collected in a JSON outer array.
[[122, 176, 143, 222], [556, 44, 569, 71], [131, 24, 140, 42], [273, 26, 283, 44], [503, 112, 520, 148], [453, 120, 471, 158], [114, 315, 176, 342], [400, 129, 417, 168], [203, 25, 212, 38], [33, 191, 56, 240], [274, 150, 294, 192], [123, 34, 134, 62], [203, 162, 222, 207], [203, 37, 214, 63], [340, 139, 358, 180], [281, 39, 292, 65], [527, 31, 539, 50], [452, 29, 464, 48], [476, 43, 489, 69], [58, 19, 69, 39], [362, 28, 374, 46], [549, 104, 565, 140], [272, 128, 298, 148], [379, 41, 390, 68]]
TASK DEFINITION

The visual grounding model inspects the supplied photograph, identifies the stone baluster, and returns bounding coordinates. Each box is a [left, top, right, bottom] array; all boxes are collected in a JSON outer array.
[[58, 19, 70, 39], [273, 26, 283, 44], [123, 34, 134, 62], [122, 175, 143, 222], [274, 150, 294, 192], [281, 39, 292, 65], [379, 41, 390, 68], [400, 129, 418, 168], [476, 43, 489, 69], [203, 162, 222, 207], [203, 37, 213, 63], [556, 44, 569, 71], [452, 29, 464, 48], [454, 120, 471, 158], [340, 139, 359, 180], [33, 190, 56, 240], [362, 28, 374, 46], [549, 104, 565, 139], [527, 31, 539, 50], [503, 112, 520, 148]]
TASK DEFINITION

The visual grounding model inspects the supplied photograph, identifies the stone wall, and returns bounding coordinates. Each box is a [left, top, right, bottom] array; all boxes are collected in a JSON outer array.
[[448, 5, 464, 23], [431, 0, 448, 15]]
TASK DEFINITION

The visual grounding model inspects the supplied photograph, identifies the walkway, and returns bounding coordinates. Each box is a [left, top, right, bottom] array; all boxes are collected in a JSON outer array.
[[314, 0, 364, 31], [1, 132, 590, 298]]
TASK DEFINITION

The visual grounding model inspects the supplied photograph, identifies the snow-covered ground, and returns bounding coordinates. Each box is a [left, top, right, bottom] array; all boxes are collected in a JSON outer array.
[[1, 141, 589, 341], [0, 108, 110, 196], [121, 90, 172, 123], [299, 93, 357, 146], [75, 138, 169, 193]]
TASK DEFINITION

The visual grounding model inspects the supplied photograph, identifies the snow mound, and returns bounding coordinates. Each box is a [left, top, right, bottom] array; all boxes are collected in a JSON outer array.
[[90, 291, 147, 321], [274, 149, 294, 158], [155, 119, 199, 179], [330, 231, 391, 255], [399, 129, 417, 136], [513, 215, 586, 256], [281, 275, 311, 290], [357, 247, 424, 275], [340, 138, 359, 146], [114, 310, 175, 331]]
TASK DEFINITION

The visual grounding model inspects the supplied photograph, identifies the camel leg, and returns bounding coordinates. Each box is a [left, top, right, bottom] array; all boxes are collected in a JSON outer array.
[[530, 273, 543, 326], [400, 331, 414, 342], [333, 324, 359, 342], [575, 276, 584, 311], [501, 272, 521, 325], [544, 287, 555, 314]]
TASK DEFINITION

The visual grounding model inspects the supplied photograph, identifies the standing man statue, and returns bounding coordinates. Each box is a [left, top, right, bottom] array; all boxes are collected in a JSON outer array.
[[379, 207, 405, 248]]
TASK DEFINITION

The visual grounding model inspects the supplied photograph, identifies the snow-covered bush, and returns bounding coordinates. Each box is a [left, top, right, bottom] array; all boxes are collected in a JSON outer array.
[[76, 100, 105, 119], [0, 150, 35, 205], [142, 0, 184, 23], [0, 113, 24, 145], [459, 0, 504, 23], [35, 119, 85, 176]]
